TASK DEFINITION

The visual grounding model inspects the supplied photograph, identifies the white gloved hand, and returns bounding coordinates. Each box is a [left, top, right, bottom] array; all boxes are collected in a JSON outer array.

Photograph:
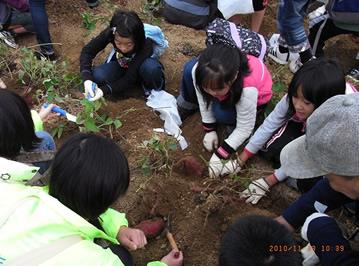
[[203, 131, 218, 152], [84, 80, 103, 101], [241, 178, 269, 204], [208, 153, 241, 178], [301, 243, 320, 266], [0, 78, 7, 89]]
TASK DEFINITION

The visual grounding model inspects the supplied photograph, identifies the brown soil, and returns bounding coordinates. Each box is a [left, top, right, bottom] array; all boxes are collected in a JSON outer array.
[[3, 0, 359, 265]]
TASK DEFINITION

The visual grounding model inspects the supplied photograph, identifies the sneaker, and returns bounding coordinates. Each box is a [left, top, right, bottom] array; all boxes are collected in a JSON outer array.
[[268, 44, 300, 65], [308, 5, 326, 20], [34, 50, 58, 61], [0, 30, 18, 49], [269, 33, 280, 47], [347, 65, 359, 82], [289, 58, 303, 73]]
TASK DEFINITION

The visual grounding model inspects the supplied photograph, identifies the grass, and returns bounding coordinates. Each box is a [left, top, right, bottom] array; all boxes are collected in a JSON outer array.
[[139, 134, 177, 176]]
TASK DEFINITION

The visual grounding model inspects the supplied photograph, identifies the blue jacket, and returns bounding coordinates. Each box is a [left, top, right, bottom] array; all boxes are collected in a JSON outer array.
[[283, 179, 359, 265]]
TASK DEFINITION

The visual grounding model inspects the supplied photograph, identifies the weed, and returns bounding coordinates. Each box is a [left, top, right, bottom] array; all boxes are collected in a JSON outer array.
[[76, 98, 122, 134], [232, 173, 252, 188], [0, 42, 13, 75], [142, 0, 163, 24], [81, 12, 107, 35], [139, 134, 177, 176], [265, 81, 286, 115], [17, 48, 82, 106], [81, 12, 97, 31], [51, 123, 66, 139], [18, 48, 81, 99]]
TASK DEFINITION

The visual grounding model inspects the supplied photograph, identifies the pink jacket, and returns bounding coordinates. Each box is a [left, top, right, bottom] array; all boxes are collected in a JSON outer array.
[[243, 55, 272, 106]]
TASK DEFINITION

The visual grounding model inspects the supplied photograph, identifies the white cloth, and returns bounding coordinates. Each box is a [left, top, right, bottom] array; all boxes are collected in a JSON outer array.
[[146, 90, 188, 150], [217, 0, 254, 19]]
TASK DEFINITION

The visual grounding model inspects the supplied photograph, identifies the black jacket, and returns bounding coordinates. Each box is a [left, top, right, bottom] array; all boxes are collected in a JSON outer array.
[[80, 27, 154, 94]]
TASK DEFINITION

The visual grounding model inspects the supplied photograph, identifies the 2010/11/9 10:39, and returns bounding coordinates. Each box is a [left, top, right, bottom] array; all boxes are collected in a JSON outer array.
[[268, 244, 345, 252]]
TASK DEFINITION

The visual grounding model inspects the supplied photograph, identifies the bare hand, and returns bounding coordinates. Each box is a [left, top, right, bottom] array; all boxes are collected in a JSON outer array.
[[117, 227, 147, 251], [161, 250, 183, 266]]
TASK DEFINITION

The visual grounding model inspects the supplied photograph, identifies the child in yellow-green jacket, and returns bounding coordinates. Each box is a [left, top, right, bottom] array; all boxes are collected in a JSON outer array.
[[0, 133, 183, 266], [0, 89, 57, 174]]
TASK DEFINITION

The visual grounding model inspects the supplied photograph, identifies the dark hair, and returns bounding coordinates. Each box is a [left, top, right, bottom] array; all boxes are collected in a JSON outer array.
[[110, 10, 145, 53], [287, 58, 346, 117], [219, 215, 302, 266], [0, 89, 41, 158], [49, 133, 130, 226], [195, 44, 250, 108]]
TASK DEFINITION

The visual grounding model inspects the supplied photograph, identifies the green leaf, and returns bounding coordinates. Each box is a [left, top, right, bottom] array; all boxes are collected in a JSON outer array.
[[168, 143, 177, 151], [50, 127, 59, 138], [103, 117, 113, 126], [84, 118, 100, 132], [57, 125, 64, 139], [141, 157, 151, 176], [272, 82, 286, 93], [114, 119, 122, 129]]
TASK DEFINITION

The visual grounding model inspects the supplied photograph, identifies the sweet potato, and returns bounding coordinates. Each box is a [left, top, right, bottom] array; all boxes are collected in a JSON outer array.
[[134, 217, 165, 239], [174, 155, 205, 177]]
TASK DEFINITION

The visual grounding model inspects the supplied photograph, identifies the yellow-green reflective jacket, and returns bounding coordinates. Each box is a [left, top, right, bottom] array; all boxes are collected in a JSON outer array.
[[0, 157, 165, 266]]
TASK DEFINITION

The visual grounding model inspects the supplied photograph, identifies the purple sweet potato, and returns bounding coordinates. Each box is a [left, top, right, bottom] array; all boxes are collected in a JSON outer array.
[[134, 217, 166, 239], [174, 155, 205, 177]]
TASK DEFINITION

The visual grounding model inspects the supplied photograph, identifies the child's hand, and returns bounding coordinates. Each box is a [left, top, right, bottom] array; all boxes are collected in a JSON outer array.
[[240, 177, 269, 204], [117, 226, 147, 250], [203, 131, 218, 152], [38, 104, 60, 122], [84, 80, 103, 101], [0, 78, 6, 89], [161, 250, 183, 266], [208, 153, 241, 178]]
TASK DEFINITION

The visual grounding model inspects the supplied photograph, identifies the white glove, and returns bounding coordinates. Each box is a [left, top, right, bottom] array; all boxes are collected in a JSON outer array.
[[203, 131, 218, 152], [0, 78, 6, 89], [241, 178, 269, 204], [301, 243, 320, 266], [84, 80, 103, 101], [208, 153, 241, 178]]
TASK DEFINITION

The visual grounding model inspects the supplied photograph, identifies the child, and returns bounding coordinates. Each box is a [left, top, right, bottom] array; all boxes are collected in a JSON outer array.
[[177, 44, 272, 178], [219, 215, 302, 266], [0, 0, 34, 49], [0, 133, 183, 266], [80, 10, 165, 101], [217, 0, 268, 32], [239, 58, 356, 204], [0, 89, 57, 173], [276, 93, 359, 265], [307, 1, 359, 82], [268, 0, 314, 73]]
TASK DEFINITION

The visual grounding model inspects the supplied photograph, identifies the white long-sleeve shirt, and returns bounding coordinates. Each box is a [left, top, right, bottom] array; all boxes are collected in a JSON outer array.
[[192, 62, 258, 153]]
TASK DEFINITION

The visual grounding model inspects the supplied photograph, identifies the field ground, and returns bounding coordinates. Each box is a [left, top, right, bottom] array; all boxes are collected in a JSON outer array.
[[1, 0, 358, 264]]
